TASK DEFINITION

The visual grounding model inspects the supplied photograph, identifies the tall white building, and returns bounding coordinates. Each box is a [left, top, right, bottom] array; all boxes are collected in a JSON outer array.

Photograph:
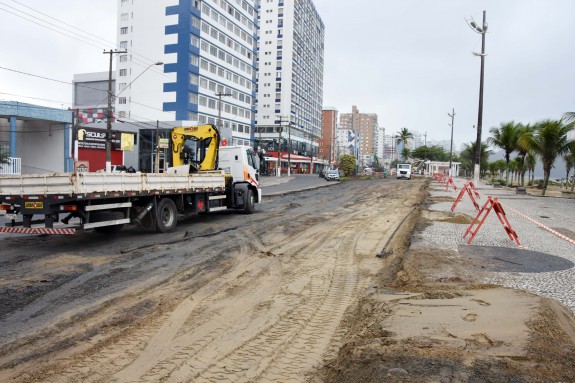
[[255, 0, 324, 158], [114, 0, 258, 146]]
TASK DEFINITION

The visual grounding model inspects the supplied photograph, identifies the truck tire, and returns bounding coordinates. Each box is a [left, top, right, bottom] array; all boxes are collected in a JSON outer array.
[[243, 189, 255, 214], [92, 211, 125, 233], [156, 198, 178, 233]]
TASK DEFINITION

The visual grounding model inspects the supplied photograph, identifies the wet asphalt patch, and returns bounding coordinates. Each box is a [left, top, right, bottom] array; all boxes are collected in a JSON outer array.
[[458, 245, 574, 273]]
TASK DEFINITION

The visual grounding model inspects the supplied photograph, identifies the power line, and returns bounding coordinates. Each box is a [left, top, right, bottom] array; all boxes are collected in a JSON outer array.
[[0, 3, 108, 51], [9, 0, 116, 46], [1, 1, 174, 82]]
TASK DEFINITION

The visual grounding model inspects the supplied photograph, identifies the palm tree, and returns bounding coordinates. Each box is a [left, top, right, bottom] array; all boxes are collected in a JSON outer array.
[[508, 158, 518, 186], [395, 127, 413, 161], [563, 153, 574, 189], [460, 141, 492, 178], [515, 123, 534, 186], [487, 122, 520, 187], [525, 152, 536, 184], [518, 119, 575, 195]]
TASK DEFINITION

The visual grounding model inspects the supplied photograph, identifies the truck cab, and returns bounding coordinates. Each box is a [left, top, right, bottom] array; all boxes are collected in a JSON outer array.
[[219, 145, 262, 204]]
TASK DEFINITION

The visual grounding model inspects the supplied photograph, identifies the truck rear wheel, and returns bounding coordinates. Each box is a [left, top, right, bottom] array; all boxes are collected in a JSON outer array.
[[156, 198, 178, 233], [243, 189, 255, 214]]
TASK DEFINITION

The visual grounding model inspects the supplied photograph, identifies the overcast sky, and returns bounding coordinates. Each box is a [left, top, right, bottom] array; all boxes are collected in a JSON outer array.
[[1, 0, 574, 150]]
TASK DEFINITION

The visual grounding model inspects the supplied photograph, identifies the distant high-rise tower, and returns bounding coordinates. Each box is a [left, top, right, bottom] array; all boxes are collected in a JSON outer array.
[[255, 0, 324, 161], [339, 105, 378, 160], [114, 0, 258, 146]]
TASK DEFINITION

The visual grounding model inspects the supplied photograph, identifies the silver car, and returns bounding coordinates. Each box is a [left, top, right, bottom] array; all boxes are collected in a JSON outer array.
[[325, 169, 340, 181]]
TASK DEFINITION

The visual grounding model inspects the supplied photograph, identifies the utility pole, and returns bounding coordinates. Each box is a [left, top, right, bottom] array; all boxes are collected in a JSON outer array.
[[216, 91, 232, 143], [448, 109, 455, 177], [309, 133, 314, 175], [277, 116, 291, 176], [103, 49, 127, 173], [277, 124, 282, 177], [467, 11, 487, 186], [155, 120, 160, 173]]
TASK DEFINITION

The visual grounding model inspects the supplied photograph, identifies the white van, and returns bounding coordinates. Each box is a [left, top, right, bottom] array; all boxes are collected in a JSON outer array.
[[396, 163, 412, 180]]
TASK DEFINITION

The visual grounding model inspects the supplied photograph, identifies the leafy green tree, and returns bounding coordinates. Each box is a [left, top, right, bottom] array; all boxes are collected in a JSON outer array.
[[339, 154, 356, 177], [518, 119, 575, 195], [487, 121, 520, 187], [411, 145, 449, 162], [0, 151, 9, 164]]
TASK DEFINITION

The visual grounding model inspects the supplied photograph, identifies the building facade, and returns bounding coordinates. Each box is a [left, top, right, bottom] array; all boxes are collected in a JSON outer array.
[[114, 0, 258, 146], [339, 105, 378, 162], [320, 107, 337, 166], [254, 0, 325, 166]]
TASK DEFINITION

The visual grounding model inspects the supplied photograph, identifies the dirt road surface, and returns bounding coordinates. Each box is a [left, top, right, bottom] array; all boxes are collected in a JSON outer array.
[[1, 178, 574, 382]]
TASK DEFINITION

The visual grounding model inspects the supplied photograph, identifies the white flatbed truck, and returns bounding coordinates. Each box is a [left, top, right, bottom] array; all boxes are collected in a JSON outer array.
[[0, 144, 261, 235]]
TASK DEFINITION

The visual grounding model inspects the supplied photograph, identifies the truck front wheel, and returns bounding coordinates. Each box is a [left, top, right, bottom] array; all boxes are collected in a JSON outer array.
[[243, 189, 255, 214], [156, 198, 178, 233]]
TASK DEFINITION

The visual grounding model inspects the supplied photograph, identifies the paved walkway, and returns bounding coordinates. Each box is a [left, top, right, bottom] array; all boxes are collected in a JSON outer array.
[[418, 176, 575, 314]]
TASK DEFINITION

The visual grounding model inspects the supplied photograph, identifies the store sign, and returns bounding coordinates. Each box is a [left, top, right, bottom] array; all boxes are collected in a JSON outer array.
[[159, 138, 169, 149], [76, 127, 132, 151]]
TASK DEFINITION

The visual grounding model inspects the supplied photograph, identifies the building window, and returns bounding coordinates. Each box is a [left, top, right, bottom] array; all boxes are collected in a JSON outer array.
[[189, 92, 198, 105], [120, 41, 128, 49], [120, 12, 129, 21], [191, 34, 200, 48], [118, 97, 127, 104], [190, 73, 199, 86], [119, 69, 127, 76], [190, 53, 199, 67], [119, 55, 128, 62], [120, 27, 128, 35], [191, 15, 200, 30]]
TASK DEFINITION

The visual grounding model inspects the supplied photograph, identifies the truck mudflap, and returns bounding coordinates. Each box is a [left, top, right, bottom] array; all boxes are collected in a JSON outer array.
[[0, 227, 76, 235]]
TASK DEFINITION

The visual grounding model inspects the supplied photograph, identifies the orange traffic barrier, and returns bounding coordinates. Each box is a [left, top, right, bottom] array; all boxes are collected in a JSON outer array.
[[451, 181, 480, 211], [467, 181, 481, 199], [464, 196, 520, 246], [445, 177, 457, 191]]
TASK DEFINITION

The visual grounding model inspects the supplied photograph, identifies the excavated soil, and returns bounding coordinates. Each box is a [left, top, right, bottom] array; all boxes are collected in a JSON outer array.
[[0, 178, 574, 383]]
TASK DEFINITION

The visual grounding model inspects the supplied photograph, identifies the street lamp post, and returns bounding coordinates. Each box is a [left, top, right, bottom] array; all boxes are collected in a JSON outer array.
[[467, 10, 487, 186], [448, 108, 455, 177]]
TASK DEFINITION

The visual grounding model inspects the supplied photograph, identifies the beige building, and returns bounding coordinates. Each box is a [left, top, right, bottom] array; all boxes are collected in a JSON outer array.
[[339, 105, 378, 160]]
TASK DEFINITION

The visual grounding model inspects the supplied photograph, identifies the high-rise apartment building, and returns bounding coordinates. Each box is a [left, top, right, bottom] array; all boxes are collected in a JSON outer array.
[[255, 0, 324, 160], [115, 0, 258, 146], [339, 105, 378, 160]]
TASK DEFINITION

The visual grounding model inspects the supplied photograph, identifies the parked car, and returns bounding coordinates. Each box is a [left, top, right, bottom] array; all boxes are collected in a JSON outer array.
[[325, 169, 340, 181]]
